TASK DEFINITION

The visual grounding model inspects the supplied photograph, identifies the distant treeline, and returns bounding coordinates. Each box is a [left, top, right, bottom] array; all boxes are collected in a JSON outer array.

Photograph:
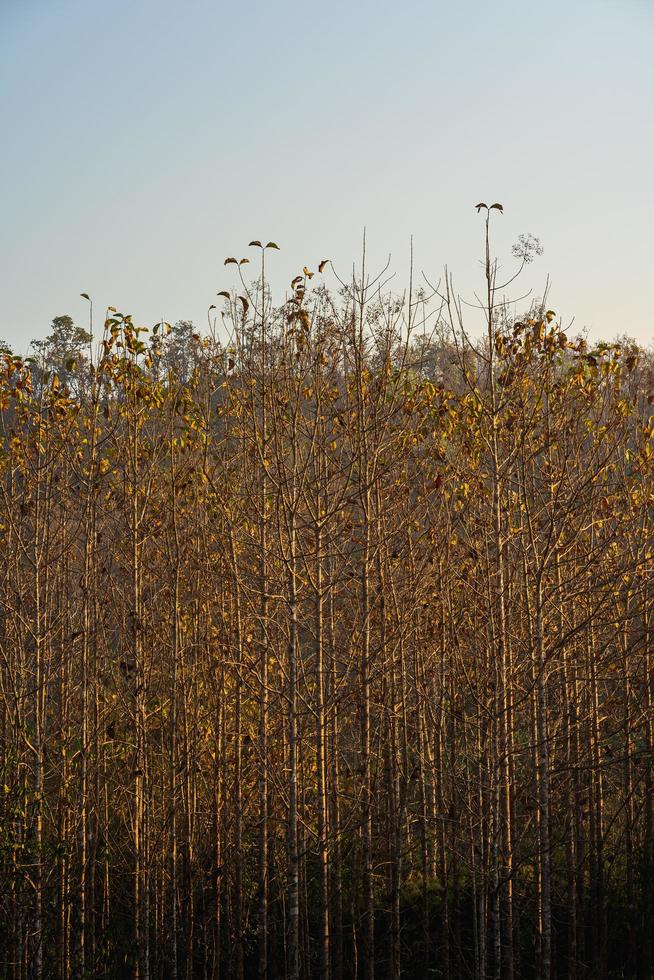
[[0, 221, 653, 979]]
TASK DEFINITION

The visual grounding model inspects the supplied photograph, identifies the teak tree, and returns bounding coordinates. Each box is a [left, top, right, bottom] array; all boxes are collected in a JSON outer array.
[[0, 211, 652, 980]]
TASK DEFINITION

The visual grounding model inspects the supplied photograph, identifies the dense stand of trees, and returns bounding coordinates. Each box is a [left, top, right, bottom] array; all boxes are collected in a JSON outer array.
[[0, 217, 652, 979]]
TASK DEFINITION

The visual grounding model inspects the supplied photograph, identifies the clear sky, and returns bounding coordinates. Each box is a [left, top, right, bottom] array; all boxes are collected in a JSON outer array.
[[1, 0, 653, 351]]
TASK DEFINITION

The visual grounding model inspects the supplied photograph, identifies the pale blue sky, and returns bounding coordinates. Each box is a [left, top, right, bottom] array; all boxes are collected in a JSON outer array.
[[1, 0, 652, 350]]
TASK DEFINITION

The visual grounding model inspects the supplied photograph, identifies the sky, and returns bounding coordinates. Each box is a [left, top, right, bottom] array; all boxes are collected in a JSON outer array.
[[1, 0, 653, 352]]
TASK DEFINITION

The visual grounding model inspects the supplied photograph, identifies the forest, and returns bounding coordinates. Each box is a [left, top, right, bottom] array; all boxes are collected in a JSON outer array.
[[0, 210, 652, 980]]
